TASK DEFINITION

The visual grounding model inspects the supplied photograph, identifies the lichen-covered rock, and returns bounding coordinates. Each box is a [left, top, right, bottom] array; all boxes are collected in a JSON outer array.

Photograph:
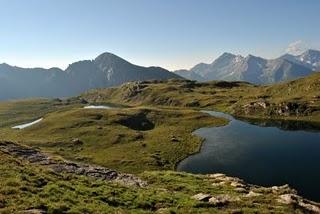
[[72, 138, 84, 145], [230, 181, 246, 188], [245, 191, 262, 197], [237, 100, 314, 117], [277, 194, 297, 204], [208, 173, 226, 179], [22, 209, 46, 214], [234, 187, 248, 193], [209, 195, 240, 206], [191, 193, 211, 202], [0, 141, 147, 187], [271, 184, 293, 194], [121, 82, 147, 99], [277, 194, 320, 213]]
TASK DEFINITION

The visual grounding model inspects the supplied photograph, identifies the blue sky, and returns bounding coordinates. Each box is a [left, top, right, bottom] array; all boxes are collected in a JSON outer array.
[[0, 0, 319, 70]]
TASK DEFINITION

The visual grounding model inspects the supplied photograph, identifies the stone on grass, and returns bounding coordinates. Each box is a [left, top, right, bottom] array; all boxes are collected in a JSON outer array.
[[208, 173, 226, 179], [230, 181, 246, 188], [72, 138, 84, 145], [191, 193, 211, 202], [245, 191, 262, 197], [277, 194, 298, 204], [234, 187, 248, 193], [277, 194, 320, 213], [209, 195, 240, 206]]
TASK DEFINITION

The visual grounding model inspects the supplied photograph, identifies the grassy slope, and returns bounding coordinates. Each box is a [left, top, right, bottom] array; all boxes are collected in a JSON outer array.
[[0, 99, 73, 128], [81, 73, 320, 123], [0, 100, 226, 174], [1, 74, 319, 173], [81, 79, 255, 112], [1, 74, 320, 212], [233, 72, 320, 122], [0, 152, 301, 214]]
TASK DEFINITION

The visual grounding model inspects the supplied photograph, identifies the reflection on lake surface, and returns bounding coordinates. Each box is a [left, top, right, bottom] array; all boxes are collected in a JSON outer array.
[[239, 117, 320, 132], [177, 111, 320, 201]]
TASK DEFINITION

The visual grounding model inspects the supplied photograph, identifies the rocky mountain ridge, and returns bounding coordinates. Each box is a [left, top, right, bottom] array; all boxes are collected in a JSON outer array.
[[174, 49, 320, 84], [0, 52, 181, 100]]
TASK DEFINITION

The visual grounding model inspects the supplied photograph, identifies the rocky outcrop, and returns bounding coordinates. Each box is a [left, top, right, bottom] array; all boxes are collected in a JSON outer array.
[[191, 193, 211, 201], [209, 194, 240, 206], [71, 138, 84, 146], [0, 141, 147, 187], [277, 194, 320, 213], [237, 100, 314, 117], [121, 82, 147, 100], [190, 173, 320, 213], [274, 102, 311, 116], [191, 192, 239, 206]]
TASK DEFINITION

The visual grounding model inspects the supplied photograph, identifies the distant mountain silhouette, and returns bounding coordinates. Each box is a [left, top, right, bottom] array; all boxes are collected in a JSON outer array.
[[0, 52, 181, 100], [174, 49, 320, 84], [173, 69, 205, 82]]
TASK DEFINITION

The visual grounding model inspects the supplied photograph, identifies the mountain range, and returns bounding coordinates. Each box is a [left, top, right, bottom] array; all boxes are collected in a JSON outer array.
[[1, 50, 320, 100], [0, 52, 181, 100], [174, 49, 320, 84]]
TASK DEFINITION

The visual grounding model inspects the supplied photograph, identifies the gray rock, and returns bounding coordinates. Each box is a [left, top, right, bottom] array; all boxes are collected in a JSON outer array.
[[72, 138, 84, 146], [191, 193, 212, 202], [230, 181, 246, 188], [209, 195, 240, 206], [22, 209, 46, 214], [208, 173, 226, 179], [0, 141, 147, 187], [245, 191, 262, 197], [277, 194, 320, 213], [234, 187, 248, 193]]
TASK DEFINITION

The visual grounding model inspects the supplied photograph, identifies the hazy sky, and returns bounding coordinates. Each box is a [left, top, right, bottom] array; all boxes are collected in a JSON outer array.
[[0, 0, 320, 70]]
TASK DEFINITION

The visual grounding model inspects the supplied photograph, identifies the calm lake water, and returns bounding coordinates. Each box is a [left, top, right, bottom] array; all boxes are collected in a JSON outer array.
[[177, 111, 320, 201]]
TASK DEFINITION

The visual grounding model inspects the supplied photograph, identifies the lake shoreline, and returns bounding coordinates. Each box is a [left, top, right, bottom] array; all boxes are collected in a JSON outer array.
[[177, 109, 320, 202]]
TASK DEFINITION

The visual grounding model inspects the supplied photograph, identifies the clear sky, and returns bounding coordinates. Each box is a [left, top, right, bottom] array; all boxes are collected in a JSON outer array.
[[0, 0, 320, 70]]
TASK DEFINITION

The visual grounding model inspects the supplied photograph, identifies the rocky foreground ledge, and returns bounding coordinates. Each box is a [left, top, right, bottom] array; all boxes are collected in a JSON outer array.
[[192, 173, 320, 213], [1, 141, 320, 213], [0, 141, 146, 187]]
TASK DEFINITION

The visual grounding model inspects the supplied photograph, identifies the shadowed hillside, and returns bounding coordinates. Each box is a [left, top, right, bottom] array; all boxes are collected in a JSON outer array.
[[0, 53, 182, 100]]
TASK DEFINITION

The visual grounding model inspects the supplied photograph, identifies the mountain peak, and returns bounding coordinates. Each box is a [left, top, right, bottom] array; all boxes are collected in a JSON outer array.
[[218, 52, 236, 60], [245, 54, 265, 61], [94, 52, 131, 67], [210, 52, 237, 64], [94, 52, 126, 61], [221, 52, 236, 57], [95, 52, 119, 59]]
